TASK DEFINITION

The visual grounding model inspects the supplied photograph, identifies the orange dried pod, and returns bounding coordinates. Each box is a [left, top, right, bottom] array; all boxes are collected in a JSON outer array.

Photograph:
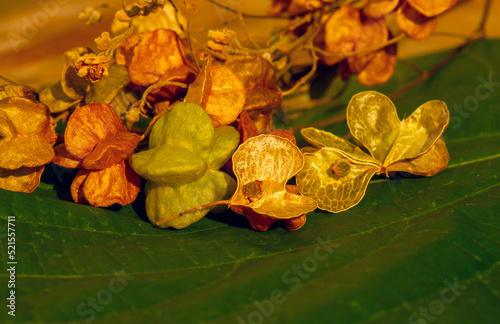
[[53, 103, 141, 207], [363, 0, 399, 18], [356, 42, 397, 86], [347, 17, 389, 74], [185, 55, 282, 128], [117, 29, 196, 87], [396, 2, 438, 40], [406, 0, 458, 17], [320, 5, 362, 66], [0, 86, 56, 193], [116, 29, 197, 106]]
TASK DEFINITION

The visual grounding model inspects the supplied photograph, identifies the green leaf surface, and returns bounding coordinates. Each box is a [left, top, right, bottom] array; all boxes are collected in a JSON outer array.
[[1, 40, 500, 323], [84, 65, 130, 105]]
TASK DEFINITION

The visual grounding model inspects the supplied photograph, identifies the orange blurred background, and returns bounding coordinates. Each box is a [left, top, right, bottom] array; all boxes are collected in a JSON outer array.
[[0, 0, 498, 90]]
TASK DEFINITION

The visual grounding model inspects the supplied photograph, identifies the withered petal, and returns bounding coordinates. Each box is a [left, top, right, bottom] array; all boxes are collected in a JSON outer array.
[[53, 143, 83, 169], [385, 136, 449, 176], [347, 91, 401, 162], [0, 97, 53, 136], [127, 29, 196, 86], [0, 135, 55, 169], [363, 0, 399, 18], [230, 205, 276, 231], [65, 103, 126, 159], [282, 215, 307, 231], [0, 165, 44, 193], [82, 132, 140, 170], [348, 18, 389, 74], [384, 99, 449, 164], [396, 2, 438, 40], [82, 161, 140, 207], [356, 42, 397, 86], [71, 168, 90, 204], [321, 5, 362, 66], [406, 0, 458, 17]]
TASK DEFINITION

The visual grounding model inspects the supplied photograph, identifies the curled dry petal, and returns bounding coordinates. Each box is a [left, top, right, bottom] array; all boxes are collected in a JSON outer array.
[[363, 0, 399, 18], [406, 0, 458, 17], [0, 94, 56, 193], [0, 136, 55, 170], [384, 100, 449, 165], [75, 53, 110, 83], [385, 136, 449, 176], [321, 5, 362, 66], [230, 135, 317, 222], [65, 103, 126, 159], [82, 132, 141, 169], [117, 29, 196, 87], [52, 144, 82, 169], [348, 18, 388, 74], [301, 127, 380, 166], [0, 166, 45, 193], [185, 55, 282, 128], [347, 91, 401, 162], [356, 42, 397, 86], [396, 2, 438, 40], [82, 162, 140, 207]]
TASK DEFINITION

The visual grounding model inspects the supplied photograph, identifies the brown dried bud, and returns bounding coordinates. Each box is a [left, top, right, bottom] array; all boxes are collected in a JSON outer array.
[[74, 54, 110, 83]]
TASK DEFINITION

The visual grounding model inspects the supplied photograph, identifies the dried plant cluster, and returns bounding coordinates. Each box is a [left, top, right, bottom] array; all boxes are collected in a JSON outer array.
[[0, 0, 455, 231]]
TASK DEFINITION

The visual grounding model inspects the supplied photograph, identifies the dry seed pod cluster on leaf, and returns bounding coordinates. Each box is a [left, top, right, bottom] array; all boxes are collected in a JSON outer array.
[[0, 0, 457, 232], [0, 85, 56, 193], [296, 91, 450, 213]]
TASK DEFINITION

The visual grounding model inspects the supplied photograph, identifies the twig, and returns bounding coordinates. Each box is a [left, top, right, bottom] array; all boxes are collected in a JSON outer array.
[[185, 1, 201, 72], [314, 33, 405, 59], [205, 0, 289, 19], [389, 0, 491, 100], [281, 42, 318, 96], [237, 6, 261, 49], [287, 115, 346, 134], [167, 0, 185, 32]]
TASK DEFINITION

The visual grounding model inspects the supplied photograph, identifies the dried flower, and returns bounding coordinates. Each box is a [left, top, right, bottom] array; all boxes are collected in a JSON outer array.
[[297, 91, 450, 213], [53, 103, 141, 207], [74, 53, 110, 83], [0, 85, 56, 193], [95, 32, 112, 51]]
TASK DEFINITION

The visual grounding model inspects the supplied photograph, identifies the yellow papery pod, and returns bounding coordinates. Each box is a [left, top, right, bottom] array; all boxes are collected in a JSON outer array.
[[384, 99, 449, 166], [385, 136, 449, 177], [296, 148, 379, 213], [301, 127, 380, 166], [230, 134, 317, 219], [347, 91, 401, 162]]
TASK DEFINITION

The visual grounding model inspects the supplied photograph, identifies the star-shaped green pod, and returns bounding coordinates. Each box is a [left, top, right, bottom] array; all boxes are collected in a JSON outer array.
[[297, 91, 449, 213], [129, 102, 239, 229]]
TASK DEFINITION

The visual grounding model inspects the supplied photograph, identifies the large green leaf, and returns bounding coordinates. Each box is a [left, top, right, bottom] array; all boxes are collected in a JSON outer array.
[[1, 39, 500, 323]]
